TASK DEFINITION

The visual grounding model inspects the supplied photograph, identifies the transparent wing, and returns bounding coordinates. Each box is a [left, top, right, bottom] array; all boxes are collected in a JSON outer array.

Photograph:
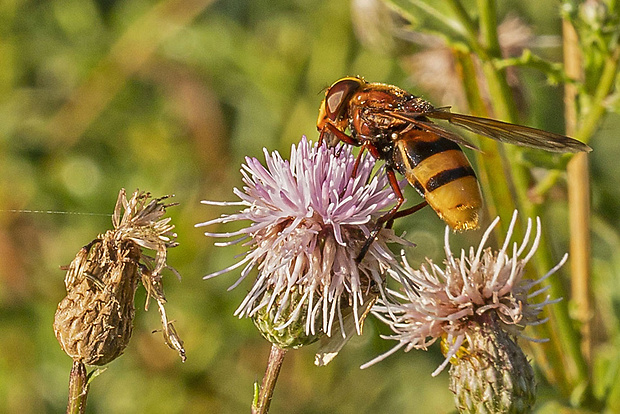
[[386, 110, 480, 151], [425, 110, 591, 153], [388, 109, 591, 153]]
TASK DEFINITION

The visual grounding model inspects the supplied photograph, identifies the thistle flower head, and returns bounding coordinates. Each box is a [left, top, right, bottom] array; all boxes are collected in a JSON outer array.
[[197, 137, 407, 347], [54, 189, 185, 365], [363, 211, 566, 376]]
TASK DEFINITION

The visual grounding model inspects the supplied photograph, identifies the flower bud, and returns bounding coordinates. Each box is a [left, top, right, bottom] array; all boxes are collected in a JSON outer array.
[[252, 288, 320, 349], [449, 322, 536, 414]]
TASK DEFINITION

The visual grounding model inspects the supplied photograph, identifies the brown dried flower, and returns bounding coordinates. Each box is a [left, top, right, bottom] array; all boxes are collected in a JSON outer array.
[[53, 189, 185, 365]]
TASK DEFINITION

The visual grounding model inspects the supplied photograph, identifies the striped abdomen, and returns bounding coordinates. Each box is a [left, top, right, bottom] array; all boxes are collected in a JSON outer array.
[[392, 129, 482, 230]]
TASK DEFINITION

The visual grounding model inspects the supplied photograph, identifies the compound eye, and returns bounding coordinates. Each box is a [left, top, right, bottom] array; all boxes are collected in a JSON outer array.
[[325, 78, 363, 121]]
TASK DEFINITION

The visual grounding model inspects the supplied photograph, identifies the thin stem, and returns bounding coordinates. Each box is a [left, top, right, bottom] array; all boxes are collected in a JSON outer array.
[[252, 345, 287, 414], [568, 153, 592, 346], [563, 18, 592, 370], [573, 47, 620, 143], [453, 50, 509, 233], [66, 361, 89, 414], [477, 0, 501, 58], [445, 0, 482, 50], [530, 43, 619, 201]]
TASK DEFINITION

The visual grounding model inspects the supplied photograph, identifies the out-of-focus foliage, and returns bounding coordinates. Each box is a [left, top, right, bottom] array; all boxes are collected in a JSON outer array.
[[0, 0, 618, 413]]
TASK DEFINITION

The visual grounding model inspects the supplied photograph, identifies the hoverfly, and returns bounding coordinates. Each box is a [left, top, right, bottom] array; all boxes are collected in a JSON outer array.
[[317, 76, 591, 261]]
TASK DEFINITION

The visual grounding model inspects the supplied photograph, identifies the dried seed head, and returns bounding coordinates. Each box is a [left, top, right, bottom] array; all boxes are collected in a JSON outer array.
[[54, 189, 185, 365]]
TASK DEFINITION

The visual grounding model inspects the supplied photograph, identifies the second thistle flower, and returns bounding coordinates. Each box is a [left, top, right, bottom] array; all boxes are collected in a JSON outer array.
[[197, 138, 408, 350], [365, 211, 567, 413]]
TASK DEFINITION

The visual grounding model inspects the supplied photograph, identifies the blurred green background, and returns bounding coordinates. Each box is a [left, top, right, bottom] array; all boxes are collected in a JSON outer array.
[[1, 0, 619, 412]]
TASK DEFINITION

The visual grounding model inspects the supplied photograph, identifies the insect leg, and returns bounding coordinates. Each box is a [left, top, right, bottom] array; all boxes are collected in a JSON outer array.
[[320, 122, 361, 147], [351, 142, 376, 178], [356, 167, 404, 262], [385, 200, 428, 229]]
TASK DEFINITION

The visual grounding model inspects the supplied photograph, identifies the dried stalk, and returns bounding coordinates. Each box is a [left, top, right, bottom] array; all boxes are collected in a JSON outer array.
[[563, 18, 592, 368]]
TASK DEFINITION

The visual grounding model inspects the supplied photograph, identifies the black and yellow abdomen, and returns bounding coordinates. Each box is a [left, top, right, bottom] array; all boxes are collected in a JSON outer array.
[[392, 129, 482, 231]]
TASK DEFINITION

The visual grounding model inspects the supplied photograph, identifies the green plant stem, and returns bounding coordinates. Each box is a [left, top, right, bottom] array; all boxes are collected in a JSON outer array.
[[477, 0, 501, 58], [477, 0, 526, 230], [252, 345, 287, 414], [568, 153, 592, 345], [445, 0, 482, 53], [455, 51, 573, 392], [453, 50, 508, 232], [531, 46, 618, 200], [573, 48, 620, 143], [66, 361, 89, 414], [449, 0, 590, 396], [482, 2, 593, 397]]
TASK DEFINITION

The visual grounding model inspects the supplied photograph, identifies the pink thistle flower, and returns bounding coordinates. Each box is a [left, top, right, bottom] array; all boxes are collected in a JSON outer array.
[[362, 211, 566, 376], [196, 137, 409, 346]]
